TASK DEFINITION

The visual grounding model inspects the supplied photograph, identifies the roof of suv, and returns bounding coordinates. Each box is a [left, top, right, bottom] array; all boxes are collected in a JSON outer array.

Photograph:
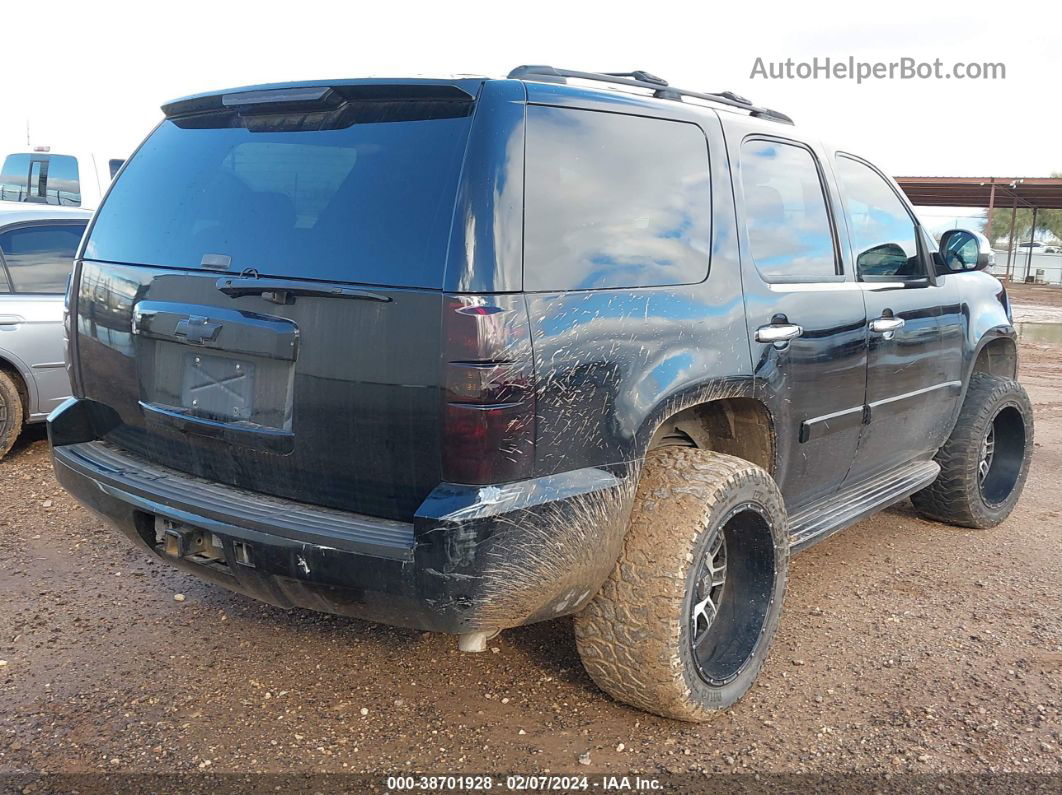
[[506, 66, 794, 125], [160, 69, 795, 127], [0, 204, 93, 225]]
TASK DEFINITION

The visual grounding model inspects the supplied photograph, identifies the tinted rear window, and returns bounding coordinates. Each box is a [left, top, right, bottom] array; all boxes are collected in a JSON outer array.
[[0, 154, 81, 206], [84, 114, 473, 287], [524, 106, 711, 291]]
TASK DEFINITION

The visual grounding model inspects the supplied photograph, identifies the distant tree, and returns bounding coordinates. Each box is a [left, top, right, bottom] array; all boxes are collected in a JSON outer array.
[[982, 173, 1062, 246]]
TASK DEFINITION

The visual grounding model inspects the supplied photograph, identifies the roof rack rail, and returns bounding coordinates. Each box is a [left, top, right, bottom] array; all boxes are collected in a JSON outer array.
[[506, 65, 794, 125]]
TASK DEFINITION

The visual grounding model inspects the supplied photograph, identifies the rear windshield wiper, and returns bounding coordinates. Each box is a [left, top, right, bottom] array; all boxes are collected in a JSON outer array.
[[215, 277, 391, 304]]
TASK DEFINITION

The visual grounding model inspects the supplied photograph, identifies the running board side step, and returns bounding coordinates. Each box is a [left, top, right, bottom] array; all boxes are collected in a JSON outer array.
[[788, 460, 940, 552]]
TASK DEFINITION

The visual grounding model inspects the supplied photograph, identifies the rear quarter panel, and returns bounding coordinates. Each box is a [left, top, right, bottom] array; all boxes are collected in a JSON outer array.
[[522, 94, 753, 475], [0, 295, 68, 418]]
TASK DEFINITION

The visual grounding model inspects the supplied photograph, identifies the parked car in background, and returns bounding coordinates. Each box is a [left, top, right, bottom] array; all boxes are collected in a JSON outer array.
[[0, 206, 91, 457], [1015, 241, 1057, 254], [0, 147, 124, 210]]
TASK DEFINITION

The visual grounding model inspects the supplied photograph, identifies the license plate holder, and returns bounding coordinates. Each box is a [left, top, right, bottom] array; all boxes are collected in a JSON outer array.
[[180, 352, 256, 422]]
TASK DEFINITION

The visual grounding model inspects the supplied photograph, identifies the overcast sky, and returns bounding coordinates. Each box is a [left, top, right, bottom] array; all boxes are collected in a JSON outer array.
[[2, 0, 1058, 228]]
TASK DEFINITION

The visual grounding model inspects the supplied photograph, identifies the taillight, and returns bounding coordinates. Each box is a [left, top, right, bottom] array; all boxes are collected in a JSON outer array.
[[441, 294, 535, 484]]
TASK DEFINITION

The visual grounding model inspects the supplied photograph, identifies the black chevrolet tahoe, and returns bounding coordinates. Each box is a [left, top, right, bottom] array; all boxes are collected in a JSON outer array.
[[49, 67, 1033, 721]]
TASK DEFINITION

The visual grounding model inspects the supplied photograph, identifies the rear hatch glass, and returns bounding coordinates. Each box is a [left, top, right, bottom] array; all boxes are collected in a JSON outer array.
[[72, 84, 480, 520], [84, 84, 477, 288], [1, 153, 81, 206]]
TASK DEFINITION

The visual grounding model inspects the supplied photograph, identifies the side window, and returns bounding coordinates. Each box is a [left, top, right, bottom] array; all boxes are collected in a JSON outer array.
[[0, 223, 86, 294], [0, 154, 31, 202], [835, 156, 922, 280], [108, 159, 125, 179], [524, 106, 711, 291], [739, 139, 837, 282], [0, 153, 81, 206]]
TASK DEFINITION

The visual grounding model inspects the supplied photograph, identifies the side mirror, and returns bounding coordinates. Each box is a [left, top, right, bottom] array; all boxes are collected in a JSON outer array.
[[938, 228, 995, 273]]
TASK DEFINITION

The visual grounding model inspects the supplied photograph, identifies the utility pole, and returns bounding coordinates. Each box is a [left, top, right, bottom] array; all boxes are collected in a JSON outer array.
[[985, 180, 996, 237], [1005, 196, 1019, 280], [25, 120, 30, 147]]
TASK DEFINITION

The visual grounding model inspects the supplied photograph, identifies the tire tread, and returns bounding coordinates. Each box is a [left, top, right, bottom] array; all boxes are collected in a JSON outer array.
[[911, 373, 1033, 528], [574, 447, 787, 722]]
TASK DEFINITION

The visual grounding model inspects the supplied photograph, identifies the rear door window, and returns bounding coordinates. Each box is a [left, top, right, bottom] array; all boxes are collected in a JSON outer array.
[[0, 154, 81, 206], [739, 139, 838, 282], [524, 106, 711, 291], [0, 223, 87, 293], [84, 108, 474, 288]]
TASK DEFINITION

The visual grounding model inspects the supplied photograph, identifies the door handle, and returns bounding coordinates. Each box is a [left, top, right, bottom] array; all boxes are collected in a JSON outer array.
[[869, 316, 905, 334], [755, 323, 803, 346], [0, 315, 23, 327]]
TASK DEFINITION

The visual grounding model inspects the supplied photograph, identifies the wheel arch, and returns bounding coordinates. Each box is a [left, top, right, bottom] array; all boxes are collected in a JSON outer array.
[[637, 379, 777, 478], [941, 327, 1019, 442], [534, 381, 778, 641], [0, 349, 34, 420], [969, 331, 1018, 381]]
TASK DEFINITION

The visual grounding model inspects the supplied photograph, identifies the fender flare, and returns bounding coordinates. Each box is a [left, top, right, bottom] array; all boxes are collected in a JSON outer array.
[[964, 325, 1019, 384], [944, 325, 1019, 440], [630, 376, 775, 472]]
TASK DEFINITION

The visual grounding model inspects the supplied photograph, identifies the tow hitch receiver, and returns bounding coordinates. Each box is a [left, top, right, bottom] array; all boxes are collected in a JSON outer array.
[[155, 517, 223, 562]]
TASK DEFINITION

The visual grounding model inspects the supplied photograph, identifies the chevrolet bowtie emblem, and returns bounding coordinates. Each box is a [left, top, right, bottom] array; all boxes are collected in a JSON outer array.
[[174, 315, 223, 345]]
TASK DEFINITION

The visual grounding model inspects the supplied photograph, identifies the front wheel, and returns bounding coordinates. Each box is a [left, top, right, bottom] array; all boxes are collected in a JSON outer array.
[[912, 373, 1034, 528], [574, 448, 789, 722]]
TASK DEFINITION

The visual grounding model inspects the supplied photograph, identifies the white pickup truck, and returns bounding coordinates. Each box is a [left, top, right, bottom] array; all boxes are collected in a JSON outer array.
[[0, 147, 125, 210]]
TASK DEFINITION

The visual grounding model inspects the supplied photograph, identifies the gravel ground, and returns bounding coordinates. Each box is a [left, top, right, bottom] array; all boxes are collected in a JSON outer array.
[[0, 337, 1059, 785]]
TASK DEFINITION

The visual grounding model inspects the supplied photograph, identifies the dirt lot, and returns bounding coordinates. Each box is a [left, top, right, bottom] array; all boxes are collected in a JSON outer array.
[[1, 337, 1060, 785], [1007, 281, 1062, 309]]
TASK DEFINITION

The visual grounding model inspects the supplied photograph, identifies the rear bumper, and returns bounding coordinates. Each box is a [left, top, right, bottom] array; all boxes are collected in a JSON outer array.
[[51, 408, 634, 634]]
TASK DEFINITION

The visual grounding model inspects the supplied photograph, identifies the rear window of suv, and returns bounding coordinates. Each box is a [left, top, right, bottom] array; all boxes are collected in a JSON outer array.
[[0, 154, 81, 206], [524, 106, 711, 291], [84, 108, 474, 288]]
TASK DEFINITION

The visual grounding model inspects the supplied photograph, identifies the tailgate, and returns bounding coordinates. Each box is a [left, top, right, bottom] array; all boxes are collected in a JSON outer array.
[[74, 261, 445, 520], [68, 80, 481, 520]]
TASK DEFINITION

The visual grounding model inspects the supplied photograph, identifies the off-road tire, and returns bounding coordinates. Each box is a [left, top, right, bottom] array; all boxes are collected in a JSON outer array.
[[574, 448, 788, 722], [0, 370, 25, 459], [911, 373, 1033, 528]]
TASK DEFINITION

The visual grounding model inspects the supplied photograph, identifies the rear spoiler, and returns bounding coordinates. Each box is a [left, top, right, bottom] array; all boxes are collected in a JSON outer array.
[[161, 81, 479, 122]]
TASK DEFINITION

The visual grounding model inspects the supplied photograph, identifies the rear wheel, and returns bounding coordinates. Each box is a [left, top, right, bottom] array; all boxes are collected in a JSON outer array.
[[0, 370, 25, 459], [912, 373, 1033, 528], [574, 448, 788, 721]]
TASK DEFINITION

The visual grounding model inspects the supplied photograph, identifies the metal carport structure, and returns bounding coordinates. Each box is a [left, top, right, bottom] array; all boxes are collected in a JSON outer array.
[[894, 176, 1062, 280]]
